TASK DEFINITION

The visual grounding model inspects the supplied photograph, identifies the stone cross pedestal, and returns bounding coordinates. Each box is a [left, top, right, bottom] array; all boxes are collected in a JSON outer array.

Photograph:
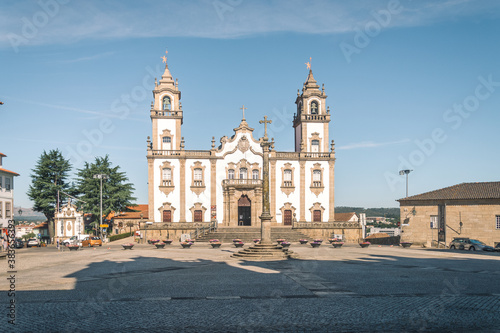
[[232, 116, 290, 261]]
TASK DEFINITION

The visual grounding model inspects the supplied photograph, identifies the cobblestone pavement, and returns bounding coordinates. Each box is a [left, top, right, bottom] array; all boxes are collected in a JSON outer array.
[[2, 241, 500, 332]]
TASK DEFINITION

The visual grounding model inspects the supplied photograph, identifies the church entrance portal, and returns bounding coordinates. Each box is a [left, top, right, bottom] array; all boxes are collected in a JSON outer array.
[[238, 195, 251, 226]]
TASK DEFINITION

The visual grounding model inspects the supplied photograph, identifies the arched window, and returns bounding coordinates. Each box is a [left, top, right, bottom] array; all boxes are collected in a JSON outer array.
[[311, 140, 319, 152], [162, 96, 171, 111], [310, 101, 318, 114], [228, 169, 235, 179], [240, 168, 247, 179]]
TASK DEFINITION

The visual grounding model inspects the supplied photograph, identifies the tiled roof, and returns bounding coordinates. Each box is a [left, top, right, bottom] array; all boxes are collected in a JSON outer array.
[[398, 182, 500, 202], [0, 153, 6, 157], [0, 167, 19, 176], [113, 205, 148, 219], [335, 212, 357, 221]]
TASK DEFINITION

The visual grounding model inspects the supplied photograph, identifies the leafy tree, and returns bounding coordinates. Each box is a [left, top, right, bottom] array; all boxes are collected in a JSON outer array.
[[75, 155, 136, 223], [27, 150, 73, 237]]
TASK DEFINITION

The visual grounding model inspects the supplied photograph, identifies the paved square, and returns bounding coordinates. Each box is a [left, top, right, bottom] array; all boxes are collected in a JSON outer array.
[[3, 241, 500, 332]]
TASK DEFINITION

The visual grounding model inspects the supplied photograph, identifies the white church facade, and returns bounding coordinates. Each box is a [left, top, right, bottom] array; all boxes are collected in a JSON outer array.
[[146, 55, 337, 228]]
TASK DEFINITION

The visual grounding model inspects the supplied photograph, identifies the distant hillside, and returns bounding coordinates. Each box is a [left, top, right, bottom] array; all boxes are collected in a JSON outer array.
[[335, 207, 400, 219]]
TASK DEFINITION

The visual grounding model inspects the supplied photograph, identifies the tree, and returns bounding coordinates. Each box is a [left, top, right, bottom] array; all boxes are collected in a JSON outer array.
[[27, 149, 73, 238], [75, 155, 136, 224]]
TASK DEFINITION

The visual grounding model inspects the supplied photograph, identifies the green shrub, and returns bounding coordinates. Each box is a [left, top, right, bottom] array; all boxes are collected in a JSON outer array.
[[109, 232, 132, 242]]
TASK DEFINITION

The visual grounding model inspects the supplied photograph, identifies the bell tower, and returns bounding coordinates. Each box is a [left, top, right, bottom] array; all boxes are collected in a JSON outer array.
[[293, 67, 331, 153], [151, 50, 183, 151]]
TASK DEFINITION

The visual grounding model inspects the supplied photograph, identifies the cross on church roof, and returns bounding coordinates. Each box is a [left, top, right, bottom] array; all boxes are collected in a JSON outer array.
[[259, 116, 272, 139], [240, 105, 247, 120]]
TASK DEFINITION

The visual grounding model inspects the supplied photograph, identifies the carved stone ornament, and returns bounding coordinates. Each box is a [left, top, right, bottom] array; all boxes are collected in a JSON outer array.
[[238, 136, 250, 153]]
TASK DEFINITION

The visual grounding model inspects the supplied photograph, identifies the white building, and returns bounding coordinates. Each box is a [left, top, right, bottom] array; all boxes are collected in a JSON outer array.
[[55, 202, 84, 240], [0, 152, 19, 231], [147, 56, 336, 227]]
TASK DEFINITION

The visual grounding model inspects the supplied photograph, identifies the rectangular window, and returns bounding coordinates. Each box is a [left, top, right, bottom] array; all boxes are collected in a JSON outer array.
[[0, 202, 3, 219], [5, 178, 11, 190], [496, 215, 500, 230], [0, 176, 2, 189], [312, 170, 321, 187], [240, 168, 247, 179], [430, 215, 438, 229], [311, 140, 319, 152], [193, 168, 203, 186], [252, 170, 259, 180], [162, 168, 172, 186], [6, 202, 11, 218], [162, 136, 171, 143], [194, 210, 203, 222], [283, 169, 292, 187], [228, 169, 235, 179]]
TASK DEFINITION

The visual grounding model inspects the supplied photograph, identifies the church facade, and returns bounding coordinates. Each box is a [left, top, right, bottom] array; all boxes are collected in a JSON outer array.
[[146, 56, 336, 228]]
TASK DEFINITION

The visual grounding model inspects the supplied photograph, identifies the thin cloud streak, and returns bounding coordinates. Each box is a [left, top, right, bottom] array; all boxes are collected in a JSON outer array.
[[1, 0, 499, 48], [337, 139, 410, 150]]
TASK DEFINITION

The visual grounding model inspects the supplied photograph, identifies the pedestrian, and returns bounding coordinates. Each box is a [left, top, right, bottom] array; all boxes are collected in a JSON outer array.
[[56, 237, 60, 251], [2, 238, 7, 252]]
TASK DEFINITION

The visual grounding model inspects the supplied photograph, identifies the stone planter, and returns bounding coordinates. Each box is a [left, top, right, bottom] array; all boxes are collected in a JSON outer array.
[[210, 243, 222, 248], [68, 246, 79, 251], [313, 239, 323, 244], [310, 242, 321, 248], [299, 240, 308, 245], [122, 245, 134, 250], [234, 242, 244, 248], [253, 239, 260, 244], [155, 243, 165, 249], [181, 243, 193, 248], [332, 243, 344, 248], [400, 242, 412, 248], [162, 240, 173, 245], [359, 243, 370, 248], [281, 243, 291, 249], [276, 239, 286, 245]]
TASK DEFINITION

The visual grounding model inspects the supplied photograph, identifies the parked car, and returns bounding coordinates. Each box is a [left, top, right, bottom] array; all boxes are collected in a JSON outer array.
[[449, 238, 469, 250], [81, 237, 102, 247], [62, 234, 90, 246], [26, 238, 40, 248], [451, 238, 494, 251], [14, 239, 24, 248], [495, 243, 500, 252]]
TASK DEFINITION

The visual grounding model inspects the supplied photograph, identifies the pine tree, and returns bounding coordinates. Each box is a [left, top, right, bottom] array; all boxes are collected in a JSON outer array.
[[75, 155, 136, 223], [27, 149, 73, 238]]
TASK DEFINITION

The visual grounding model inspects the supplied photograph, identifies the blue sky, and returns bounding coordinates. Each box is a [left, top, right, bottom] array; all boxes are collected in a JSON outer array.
[[1, 0, 500, 209]]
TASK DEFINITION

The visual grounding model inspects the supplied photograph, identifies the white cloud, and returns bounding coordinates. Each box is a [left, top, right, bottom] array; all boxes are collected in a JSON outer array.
[[0, 0, 498, 49], [337, 139, 410, 150]]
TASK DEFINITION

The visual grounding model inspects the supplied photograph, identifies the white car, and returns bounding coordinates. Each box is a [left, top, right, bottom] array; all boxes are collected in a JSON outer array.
[[62, 235, 90, 246], [27, 238, 40, 248]]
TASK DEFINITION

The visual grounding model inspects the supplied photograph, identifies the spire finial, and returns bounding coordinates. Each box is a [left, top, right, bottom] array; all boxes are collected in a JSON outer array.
[[211, 136, 216, 149], [330, 140, 335, 153]]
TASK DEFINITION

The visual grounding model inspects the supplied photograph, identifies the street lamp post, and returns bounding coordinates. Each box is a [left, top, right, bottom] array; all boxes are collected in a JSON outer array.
[[399, 169, 413, 198], [93, 174, 108, 239]]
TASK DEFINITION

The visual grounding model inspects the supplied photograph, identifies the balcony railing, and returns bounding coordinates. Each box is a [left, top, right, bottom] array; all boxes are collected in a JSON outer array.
[[222, 179, 263, 188]]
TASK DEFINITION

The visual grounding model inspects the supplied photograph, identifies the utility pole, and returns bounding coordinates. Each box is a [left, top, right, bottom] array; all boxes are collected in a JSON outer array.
[[93, 174, 108, 238]]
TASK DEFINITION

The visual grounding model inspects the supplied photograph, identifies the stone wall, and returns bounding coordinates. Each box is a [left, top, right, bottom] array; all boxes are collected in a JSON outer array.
[[297, 228, 362, 243]]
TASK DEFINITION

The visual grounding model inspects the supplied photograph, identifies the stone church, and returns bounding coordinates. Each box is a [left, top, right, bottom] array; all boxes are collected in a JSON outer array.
[[145, 53, 358, 240]]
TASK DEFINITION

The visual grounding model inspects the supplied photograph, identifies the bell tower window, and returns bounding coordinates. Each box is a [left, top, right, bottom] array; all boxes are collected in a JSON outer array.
[[311, 140, 319, 152], [310, 101, 318, 114], [162, 96, 171, 111]]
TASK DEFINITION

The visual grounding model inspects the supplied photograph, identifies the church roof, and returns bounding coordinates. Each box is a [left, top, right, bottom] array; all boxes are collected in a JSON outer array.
[[398, 182, 500, 202]]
